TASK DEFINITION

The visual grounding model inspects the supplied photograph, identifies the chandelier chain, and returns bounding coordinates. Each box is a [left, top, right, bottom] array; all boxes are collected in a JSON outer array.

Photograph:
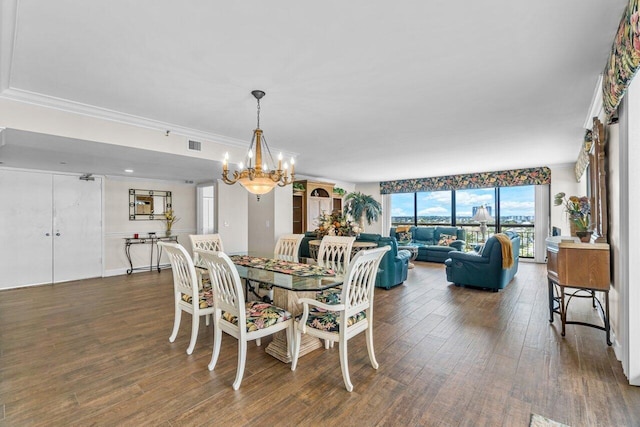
[[256, 98, 261, 129]]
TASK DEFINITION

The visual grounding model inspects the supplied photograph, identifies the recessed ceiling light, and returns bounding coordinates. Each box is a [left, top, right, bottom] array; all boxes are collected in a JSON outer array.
[[124, 169, 134, 173]]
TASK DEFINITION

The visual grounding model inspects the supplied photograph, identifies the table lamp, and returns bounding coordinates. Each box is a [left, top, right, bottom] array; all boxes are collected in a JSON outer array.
[[472, 205, 492, 242]]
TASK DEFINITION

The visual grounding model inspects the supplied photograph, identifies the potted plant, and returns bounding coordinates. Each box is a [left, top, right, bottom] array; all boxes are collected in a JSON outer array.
[[163, 209, 179, 236], [343, 192, 382, 230]]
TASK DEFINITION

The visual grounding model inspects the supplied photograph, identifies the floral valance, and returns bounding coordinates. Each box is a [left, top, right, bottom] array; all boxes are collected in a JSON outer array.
[[379, 167, 551, 194], [603, 0, 640, 118]]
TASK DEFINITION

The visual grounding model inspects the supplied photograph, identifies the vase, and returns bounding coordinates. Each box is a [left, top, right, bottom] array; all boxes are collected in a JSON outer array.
[[575, 231, 592, 243], [165, 228, 172, 237], [569, 221, 578, 237]]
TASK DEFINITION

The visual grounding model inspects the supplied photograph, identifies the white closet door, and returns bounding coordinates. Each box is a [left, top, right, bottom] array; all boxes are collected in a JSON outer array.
[[0, 169, 53, 288], [53, 175, 102, 283]]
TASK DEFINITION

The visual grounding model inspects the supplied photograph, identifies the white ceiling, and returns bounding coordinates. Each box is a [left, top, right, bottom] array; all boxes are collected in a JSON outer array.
[[0, 0, 628, 183]]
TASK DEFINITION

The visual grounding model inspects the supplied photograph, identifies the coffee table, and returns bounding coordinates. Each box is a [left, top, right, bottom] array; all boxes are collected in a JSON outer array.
[[397, 243, 419, 269]]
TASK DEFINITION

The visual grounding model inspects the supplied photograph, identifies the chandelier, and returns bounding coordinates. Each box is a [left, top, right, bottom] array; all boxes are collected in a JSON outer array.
[[222, 90, 295, 200]]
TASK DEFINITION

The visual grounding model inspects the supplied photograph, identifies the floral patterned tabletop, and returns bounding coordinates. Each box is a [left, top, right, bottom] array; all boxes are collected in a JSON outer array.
[[229, 255, 336, 277]]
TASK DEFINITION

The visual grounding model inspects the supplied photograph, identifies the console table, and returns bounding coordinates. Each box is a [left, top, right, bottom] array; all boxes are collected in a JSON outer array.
[[546, 238, 611, 345], [124, 235, 178, 274]]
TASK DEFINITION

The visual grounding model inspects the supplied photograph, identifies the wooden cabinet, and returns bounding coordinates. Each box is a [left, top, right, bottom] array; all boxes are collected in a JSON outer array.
[[292, 193, 305, 234], [546, 238, 611, 345], [546, 241, 610, 290], [293, 180, 339, 232]]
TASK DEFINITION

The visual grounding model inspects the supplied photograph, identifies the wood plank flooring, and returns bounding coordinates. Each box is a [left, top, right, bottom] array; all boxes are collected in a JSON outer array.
[[1, 262, 639, 426]]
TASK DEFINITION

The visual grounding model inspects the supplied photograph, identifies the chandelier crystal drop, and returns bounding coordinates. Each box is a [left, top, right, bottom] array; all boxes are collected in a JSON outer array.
[[221, 90, 295, 201]]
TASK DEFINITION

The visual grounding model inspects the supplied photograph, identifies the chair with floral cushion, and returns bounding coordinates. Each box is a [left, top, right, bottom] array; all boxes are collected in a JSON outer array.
[[248, 234, 305, 303], [315, 235, 356, 347], [291, 246, 390, 392], [158, 241, 215, 355], [197, 249, 293, 390], [189, 234, 224, 286]]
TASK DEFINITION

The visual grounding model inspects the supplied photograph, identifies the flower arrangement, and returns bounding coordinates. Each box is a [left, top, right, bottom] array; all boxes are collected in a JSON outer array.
[[553, 193, 590, 232], [315, 211, 361, 237], [162, 209, 179, 235]]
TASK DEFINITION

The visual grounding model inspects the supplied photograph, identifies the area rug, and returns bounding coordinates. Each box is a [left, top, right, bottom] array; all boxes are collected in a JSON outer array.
[[530, 413, 570, 427]]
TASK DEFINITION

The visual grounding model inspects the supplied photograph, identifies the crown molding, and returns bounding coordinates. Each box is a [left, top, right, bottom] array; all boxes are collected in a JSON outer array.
[[584, 74, 603, 129], [0, 87, 250, 149]]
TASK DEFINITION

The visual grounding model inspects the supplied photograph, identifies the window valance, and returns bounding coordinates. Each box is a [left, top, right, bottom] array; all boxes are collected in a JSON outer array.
[[379, 167, 551, 195], [603, 0, 640, 119]]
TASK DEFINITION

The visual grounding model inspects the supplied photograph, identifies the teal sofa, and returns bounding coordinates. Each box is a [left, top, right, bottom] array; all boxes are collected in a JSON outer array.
[[298, 232, 410, 290], [444, 231, 520, 292], [390, 226, 466, 263]]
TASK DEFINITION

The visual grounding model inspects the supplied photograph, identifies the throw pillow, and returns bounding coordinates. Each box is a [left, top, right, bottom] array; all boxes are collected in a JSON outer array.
[[398, 232, 412, 242], [395, 225, 411, 233], [438, 234, 457, 246]]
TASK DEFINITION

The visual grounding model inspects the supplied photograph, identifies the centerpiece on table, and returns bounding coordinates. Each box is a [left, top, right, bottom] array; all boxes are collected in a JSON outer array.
[[162, 208, 179, 236], [553, 192, 591, 242], [315, 211, 361, 237]]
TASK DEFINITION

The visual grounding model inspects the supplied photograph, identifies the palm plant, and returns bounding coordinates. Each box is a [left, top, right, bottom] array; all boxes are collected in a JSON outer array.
[[343, 192, 382, 229]]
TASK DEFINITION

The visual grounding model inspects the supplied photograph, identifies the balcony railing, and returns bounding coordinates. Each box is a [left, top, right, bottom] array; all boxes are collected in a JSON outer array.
[[391, 223, 535, 258]]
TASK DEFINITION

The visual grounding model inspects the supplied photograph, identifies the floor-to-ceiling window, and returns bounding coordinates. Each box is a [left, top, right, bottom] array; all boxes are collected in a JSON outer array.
[[416, 190, 452, 225], [499, 185, 535, 257], [390, 185, 536, 258]]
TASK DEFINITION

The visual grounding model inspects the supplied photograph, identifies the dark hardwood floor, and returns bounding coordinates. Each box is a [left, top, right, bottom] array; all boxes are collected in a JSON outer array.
[[1, 261, 639, 426]]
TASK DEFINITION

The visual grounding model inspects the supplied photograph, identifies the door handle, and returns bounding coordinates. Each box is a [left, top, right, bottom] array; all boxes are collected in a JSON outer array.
[[45, 233, 50, 236], [56, 233, 61, 236]]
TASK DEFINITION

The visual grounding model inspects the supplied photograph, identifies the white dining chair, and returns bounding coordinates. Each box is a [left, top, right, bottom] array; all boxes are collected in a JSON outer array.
[[315, 235, 357, 347], [158, 241, 215, 355], [197, 250, 293, 390], [274, 234, 305, 262], [317, 235, 356, 274], [291, 246, 390, 392], [189, 234, 224, 286], [248, 234, 306, 303]]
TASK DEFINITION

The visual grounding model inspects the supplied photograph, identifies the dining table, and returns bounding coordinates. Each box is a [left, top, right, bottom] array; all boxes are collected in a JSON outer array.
[[226, 254, 345, 363]]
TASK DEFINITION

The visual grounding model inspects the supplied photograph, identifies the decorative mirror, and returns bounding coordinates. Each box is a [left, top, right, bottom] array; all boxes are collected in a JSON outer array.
[[589, 118, 608, 243], [129, 189, 172, 220]]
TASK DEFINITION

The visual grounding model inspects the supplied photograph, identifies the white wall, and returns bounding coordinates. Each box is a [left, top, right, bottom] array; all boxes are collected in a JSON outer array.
[[216, 179, 248, 253], [104, 177, 196, 276], [615, 79, 640, 386], [247, 185, 293, 255], [626, 80, 640, 386], [548, 163, 588, 235]]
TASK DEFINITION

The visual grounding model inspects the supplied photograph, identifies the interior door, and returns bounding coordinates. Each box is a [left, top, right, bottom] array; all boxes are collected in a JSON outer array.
[[0, 169, 53, 288], [53, 174, 103, 283]]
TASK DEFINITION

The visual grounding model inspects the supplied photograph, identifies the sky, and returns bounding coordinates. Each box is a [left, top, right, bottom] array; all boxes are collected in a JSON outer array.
[[390, 185, 535, 218]]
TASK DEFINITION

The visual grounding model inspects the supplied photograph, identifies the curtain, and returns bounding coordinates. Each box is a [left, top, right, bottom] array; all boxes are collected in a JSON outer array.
[[602, 0, 640, 119]]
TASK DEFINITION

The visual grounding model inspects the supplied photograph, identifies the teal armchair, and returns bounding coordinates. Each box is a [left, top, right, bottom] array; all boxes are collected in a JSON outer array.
[[357, 234, 410, 290], [299, 232, 409, 290], [444, 231, 520, 292]]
